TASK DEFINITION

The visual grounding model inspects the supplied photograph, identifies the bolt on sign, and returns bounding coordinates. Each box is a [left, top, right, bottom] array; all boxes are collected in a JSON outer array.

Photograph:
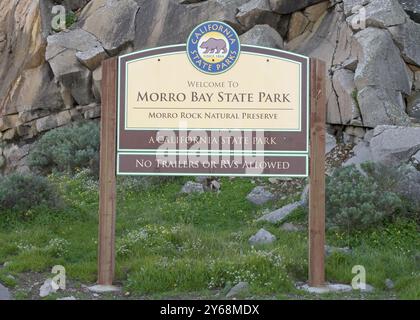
[[117, 21, 309, 177]]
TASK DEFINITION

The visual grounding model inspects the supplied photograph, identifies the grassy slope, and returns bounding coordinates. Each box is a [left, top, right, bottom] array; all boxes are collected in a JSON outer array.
[[0, 174, 418, 300]]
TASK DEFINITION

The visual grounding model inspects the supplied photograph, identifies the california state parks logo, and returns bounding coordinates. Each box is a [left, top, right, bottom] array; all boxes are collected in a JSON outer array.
[[187, 21, 241, 75]]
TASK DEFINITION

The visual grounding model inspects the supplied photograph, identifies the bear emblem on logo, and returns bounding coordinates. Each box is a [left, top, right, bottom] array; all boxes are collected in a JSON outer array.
[[200, 38, 227, 54], [187, 21, 240, 74]]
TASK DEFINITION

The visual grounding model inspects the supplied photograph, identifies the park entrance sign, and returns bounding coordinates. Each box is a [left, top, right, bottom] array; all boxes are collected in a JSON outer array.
[[99, 21, 326, 289], [117, 21, 309, 177]]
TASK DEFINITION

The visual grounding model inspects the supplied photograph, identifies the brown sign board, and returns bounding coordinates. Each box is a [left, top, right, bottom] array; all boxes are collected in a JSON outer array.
[[117, 26, 309, 177]]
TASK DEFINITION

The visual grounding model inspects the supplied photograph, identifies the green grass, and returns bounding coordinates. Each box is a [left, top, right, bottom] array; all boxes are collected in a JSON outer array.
[[0, 173, 418, 299]]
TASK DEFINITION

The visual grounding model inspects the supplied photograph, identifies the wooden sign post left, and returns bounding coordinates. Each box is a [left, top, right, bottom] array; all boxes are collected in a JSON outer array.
[[98, 57, 117, 285]]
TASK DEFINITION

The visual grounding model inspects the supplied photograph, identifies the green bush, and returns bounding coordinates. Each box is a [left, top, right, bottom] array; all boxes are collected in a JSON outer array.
[[0, 173, 62, 213], [66, 11, 78, 28], [51, 10, 78, 33], [29, 122, 100, 176], [362, 162, 420, 212], [326, 164, 406, 232], [117, 176, 180, 194]]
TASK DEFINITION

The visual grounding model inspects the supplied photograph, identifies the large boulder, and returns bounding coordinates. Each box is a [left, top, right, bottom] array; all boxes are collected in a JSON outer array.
[[46, 29, 105, 105], [356, 87, 410, 127], [369, 126, 420, 165], [6, 64, 63, 114], [347, 0, 408, 29], [344, 141, 373, 166], [236, 0, 282, 30], [257, 201, 301, 223], [181, 181, 205, 194], [46, 29, 105, 70], [0, 0, 46, 116], [288, 11, 310, 40], [240, 24, 284, 48], [269, 0, 326, 14], [343, 0, 370, 17], [354, 27, 411, 95], [353, 27, 412, 127], [79, 0, 139, 55], [288, 7, 359, 126], [249, 228, 276, 245], [304, 1, 330, 23], [134, 0, 249, 50], [388, 20, 420, 67], [285, 0, 330, 43], [246, 186, 275, 205]]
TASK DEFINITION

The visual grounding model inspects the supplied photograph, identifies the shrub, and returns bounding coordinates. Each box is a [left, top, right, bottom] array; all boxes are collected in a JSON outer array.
[[362, 162, 420, 212], [29, 122, 100, 176], [0, 173, 62, 213], [117, 176, 180, 194], [326, 164, 405, 232], [52, 10, 77, 32], [66, 11, 78, 28]]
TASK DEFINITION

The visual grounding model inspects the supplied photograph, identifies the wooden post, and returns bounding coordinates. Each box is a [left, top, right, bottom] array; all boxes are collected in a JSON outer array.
[[98, 57, 118, 285], [309, 58, 326, 287]]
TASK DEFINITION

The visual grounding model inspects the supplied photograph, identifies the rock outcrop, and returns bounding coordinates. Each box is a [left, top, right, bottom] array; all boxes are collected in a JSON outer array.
[[240, 24, 284, 48], [345, 125, 420, 166], [1, 0, 420, 173]]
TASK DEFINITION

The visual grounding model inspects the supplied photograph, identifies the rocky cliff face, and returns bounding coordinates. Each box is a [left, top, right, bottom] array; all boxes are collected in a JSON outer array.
[[0, 0, 419, 173]]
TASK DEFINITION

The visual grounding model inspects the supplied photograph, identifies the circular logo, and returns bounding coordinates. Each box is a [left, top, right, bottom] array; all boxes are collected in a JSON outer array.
[[187, 21, 241, 75]]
